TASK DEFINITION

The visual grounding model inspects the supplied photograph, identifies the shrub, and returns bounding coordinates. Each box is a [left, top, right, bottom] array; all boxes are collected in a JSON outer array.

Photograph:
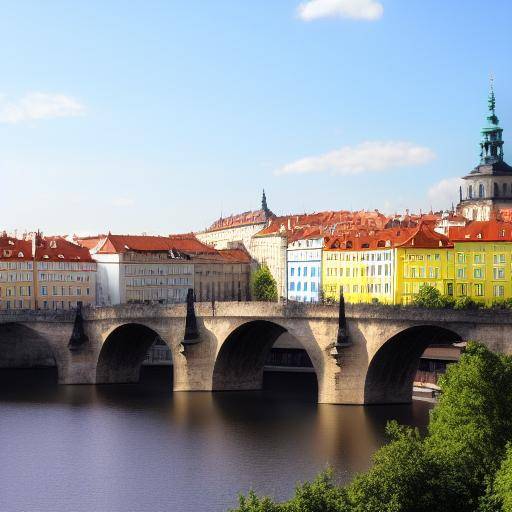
[[439, 294, 456, 308], [454, 296, 481, 310]]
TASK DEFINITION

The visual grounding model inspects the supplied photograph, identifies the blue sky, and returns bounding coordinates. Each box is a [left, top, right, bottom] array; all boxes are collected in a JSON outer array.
[[0, 0, 511, 235]]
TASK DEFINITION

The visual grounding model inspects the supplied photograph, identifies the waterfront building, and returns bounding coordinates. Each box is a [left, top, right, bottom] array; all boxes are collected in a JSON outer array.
[[287, 229, 323, 303], [449, 220, 512, 305], [395, 223, 454, 304], [0, 234, 35, 310], [85, 233, 250, 305], [322, 223, 453, 305], [34, 234, 97, 310], [0, 233, 96, 310], [458, 80, 512, 221]]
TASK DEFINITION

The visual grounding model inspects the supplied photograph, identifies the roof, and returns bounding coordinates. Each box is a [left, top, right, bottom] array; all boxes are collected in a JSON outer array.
[[0, 235, 32, 261], [324, 223, 452, 251], [35, 236, 94, 262], [205, 208, 272, 232], [449, 220, 512, 242], [217, 248, 253, 263], [255, 210, 390, 239], [74, 235, 106, 251]]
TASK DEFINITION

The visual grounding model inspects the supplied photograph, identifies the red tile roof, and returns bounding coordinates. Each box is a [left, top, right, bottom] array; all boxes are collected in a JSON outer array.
[[35, 236, 94, 262], [0, 235, 32, 261], [324, 223, 451, 251], [449, 220, 512, 242], [217, 248, 253, 263], [206, 209, 273, 232], [95, 233, 218, 256], [74, 235, 106, 251]]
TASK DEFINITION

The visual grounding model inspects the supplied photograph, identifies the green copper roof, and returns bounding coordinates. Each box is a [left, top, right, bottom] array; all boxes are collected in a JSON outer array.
[[480, 76, 504, 165]]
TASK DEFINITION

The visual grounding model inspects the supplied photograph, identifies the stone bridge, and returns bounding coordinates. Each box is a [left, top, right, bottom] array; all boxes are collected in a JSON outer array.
[[0, 301, 511, 404]]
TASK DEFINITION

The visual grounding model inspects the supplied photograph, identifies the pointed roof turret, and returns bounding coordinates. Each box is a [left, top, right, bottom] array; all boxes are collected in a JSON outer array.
[[480, 76, 505, 165], [261, 189, 269, 216]]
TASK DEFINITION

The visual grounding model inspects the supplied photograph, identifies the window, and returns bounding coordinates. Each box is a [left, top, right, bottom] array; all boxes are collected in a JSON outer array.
[[311, 282, 316, 292], [494, 285, 505, 297], [303, 283, 308, 292], [495, 182, 500, 196], [504, 183, 508, 196], [290, 268, 295, 276], [479, 183, 485, 198], [458, 283, 467, 296], [457, 253, 466, 264], [41, 286, 48, 296], [297, 282, 301, 291], [468, 185, 473, 198], [474, 254, 483, 264], [494, 268, 505, 280], [447, 283, 453, 296], [311, 267, 316, 277], [494, 254, 506, 264], [475, 283, 484, 296], [473, 268, 483, 279], [298, 267, 301, 277], [303, 267, 308, 277], [289, 282, 295, 291], [457, 268, 466, 279]]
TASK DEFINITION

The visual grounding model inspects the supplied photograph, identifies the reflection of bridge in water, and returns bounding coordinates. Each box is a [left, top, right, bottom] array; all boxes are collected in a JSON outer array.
[[0, 301, 510, 404]]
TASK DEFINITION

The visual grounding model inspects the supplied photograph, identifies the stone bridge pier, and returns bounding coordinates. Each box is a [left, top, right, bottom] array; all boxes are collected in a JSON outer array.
[[1, 302, 512, 404]]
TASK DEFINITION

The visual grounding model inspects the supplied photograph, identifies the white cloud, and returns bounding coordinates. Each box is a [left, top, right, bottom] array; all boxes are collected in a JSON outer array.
[[297, 0, 383, 21], [0, 92, 85, 123], [276, 141, 435, 176], [112, 197, 135, 208], [427, 177, 464, 210]]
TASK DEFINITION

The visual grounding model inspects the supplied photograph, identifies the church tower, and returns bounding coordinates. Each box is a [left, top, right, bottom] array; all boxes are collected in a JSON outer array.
[[459, 78, 512, 221]]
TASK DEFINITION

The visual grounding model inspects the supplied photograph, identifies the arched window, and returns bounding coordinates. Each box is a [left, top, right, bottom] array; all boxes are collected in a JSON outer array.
[[468, 185, 473, 198], [479, 184, 485, 198], [504, 183, 508, 196], [494, 182, 500, 196]]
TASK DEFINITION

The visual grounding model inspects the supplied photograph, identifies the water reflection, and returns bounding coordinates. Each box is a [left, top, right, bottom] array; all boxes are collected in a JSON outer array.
[[0, 367, 433, 512]]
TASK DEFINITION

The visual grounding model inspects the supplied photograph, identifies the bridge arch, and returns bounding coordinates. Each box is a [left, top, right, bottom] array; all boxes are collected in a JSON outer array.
[[96, 322, 171, 384], [212, 319, 318, 392], [0, 322, 59, 380], [364, 324, 462, 404]]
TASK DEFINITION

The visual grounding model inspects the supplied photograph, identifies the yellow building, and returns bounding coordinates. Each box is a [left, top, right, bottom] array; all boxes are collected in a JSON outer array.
[[449, 221, 512, 305], [395, 223, 454, 305], [323, 223, 453, 305]]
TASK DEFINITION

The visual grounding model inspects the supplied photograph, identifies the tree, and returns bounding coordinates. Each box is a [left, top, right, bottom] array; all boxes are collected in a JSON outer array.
[[412, 284, 443, 308], [426, 343, 512, 511], [251, 265, 278, 302]]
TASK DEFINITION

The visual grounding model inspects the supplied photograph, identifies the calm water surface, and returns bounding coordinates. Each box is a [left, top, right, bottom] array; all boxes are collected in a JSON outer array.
[[0, 368, 433, 512]]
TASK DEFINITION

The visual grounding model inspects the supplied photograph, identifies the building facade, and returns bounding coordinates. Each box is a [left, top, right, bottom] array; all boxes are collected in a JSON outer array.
[[287, 233, 323, 303], [0, 233, 96, 310]]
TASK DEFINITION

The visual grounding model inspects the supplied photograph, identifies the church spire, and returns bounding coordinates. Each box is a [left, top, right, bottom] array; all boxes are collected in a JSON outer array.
[[480, 75, 504, 165], [261, 189, 269, 216]]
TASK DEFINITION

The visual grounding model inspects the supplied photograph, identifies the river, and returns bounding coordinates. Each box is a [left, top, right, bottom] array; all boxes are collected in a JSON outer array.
[[0, 367, 433, 512]]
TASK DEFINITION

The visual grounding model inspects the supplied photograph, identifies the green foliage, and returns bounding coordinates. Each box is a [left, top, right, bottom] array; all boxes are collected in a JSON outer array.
[[250, 265, 278, 302], [481, 444, 512, 511], [427, 342, 512, 510], [454, 296, 481, 309], [439, 294, 456, 308], [230, 343, 512, 512], [346, 421, 440, 512], [283, 470, 349, 512], [230, 490, 282, 512], [412, 285, 444, 308], [491, 298, 512, 310]]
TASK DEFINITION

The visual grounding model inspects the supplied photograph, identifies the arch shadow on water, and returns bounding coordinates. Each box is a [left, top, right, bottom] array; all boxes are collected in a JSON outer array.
[[212, 319, 319, 399], [96, 323, 172, 385], [364, 325, 462, 404], [0, 322, 59, 392]]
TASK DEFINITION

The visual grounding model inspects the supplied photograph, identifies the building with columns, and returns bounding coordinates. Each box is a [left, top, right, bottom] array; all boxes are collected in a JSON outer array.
[[458, 80, 512, 221]]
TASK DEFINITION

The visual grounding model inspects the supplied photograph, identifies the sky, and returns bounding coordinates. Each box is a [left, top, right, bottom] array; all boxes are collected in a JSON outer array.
[[0, 0, 511, 235]]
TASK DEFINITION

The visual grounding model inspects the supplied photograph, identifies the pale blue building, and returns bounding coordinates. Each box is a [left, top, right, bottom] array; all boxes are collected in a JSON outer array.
[[287, 234, 323, 303]]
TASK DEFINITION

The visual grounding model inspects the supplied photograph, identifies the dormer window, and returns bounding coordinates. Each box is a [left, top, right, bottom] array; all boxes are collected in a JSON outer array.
[[8, 240, 14, 246], [49, 240, 57, 249], [477, 233, 482, 239], [43, 255, 49, 259], [3, 250, 11, 257], [17, 252, 24, 258], [58, 254, 64, 259]]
